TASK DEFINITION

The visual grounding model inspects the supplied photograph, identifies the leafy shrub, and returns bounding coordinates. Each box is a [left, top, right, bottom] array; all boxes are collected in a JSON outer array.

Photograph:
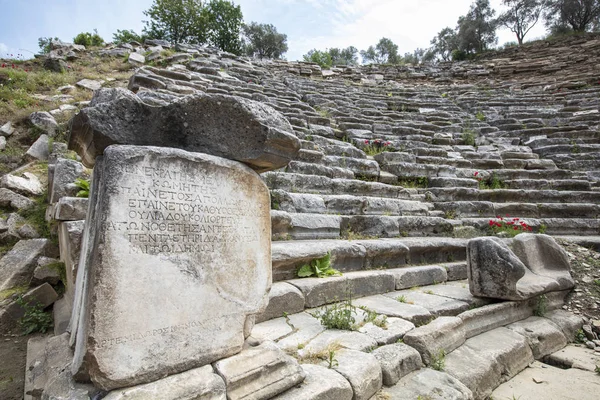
[[112, 29, 145, 45], [430, 349, 446, 371], [73, 29, 104, 47], [297, 253, 341, 278], [316, 299, 356, 330], [461, 131, 476, 146], [16, 296, 53, 335], [74, 178, 90, 198]]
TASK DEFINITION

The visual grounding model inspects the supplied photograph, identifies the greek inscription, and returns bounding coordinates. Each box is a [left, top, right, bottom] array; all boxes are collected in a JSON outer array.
[[107, 166, 267, 256]]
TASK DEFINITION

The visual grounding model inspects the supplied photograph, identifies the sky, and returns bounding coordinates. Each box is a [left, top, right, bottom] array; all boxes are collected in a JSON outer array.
[[0, 0, 548, 61]]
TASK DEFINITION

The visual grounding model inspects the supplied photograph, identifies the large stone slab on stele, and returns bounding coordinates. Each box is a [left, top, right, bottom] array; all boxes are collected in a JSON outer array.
[[71, 145, 272, 390], [68, 89, 301, 172]]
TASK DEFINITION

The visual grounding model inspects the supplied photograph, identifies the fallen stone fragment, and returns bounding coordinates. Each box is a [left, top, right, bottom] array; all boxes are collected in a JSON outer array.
[[26, 134, 50, 160], [29, 111, 58, 137], [128, 52, 145, 65], [69, 90, 301, 172], [0, 172, 44, 196], [0, 283, 58, 331], [0, 239, 54, 291], [0, 121, 15, 136], [0, 188, 34, 210], [214, 341, 305, 400], [76, 78, 104, 91]]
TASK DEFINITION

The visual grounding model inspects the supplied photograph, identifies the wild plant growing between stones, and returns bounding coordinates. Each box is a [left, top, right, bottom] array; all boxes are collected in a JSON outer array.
[[297, 253, 341, 278], [363, 139, 394, 155], [488, 216, 532, 237]]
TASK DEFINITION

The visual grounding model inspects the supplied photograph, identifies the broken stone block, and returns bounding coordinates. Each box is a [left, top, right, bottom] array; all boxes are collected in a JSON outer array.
[[76, 78, 104, 91], [32, 257, 62, 286], [272, 364, 352, 400], [29, 111, 58, 137], [0, 283, 58, 331], [53, 197, 88, 221], [511, 233, 575, 291], [467, 236, 573, 300], [0, 188, 34, 210], [214, 341, 305, 400], [0, 121, 15, 136], [71, 146, 272, 390], [49, 158, 86, 204], [103, 365, 226, 400], [333, 349, 382, 400], [69, 90, 301, 172], [0, 239, 54, 291], [372, 343, 422, 386], [506, 316, 568, 359], [26, 134, 50, 161], [127, 52, 145, 65], [25, 333, 71, 399], [58, 220, 84, 301], [0, 172, 44, 196]]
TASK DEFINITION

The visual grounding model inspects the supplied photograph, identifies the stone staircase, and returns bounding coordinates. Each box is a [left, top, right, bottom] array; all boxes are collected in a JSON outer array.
[[115, 40, 600, 398], [7, 35, 597, 399]]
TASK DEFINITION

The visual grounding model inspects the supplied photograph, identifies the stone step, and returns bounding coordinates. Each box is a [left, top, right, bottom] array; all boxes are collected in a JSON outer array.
[[285, 160, 354, 179], [271, 238, 468, 282], [461, 217, 600, 235], [262, 172, 414, 200], [434, 201, 600, 219], [426, 187, 600, 204], [271, 190, 432, 216]]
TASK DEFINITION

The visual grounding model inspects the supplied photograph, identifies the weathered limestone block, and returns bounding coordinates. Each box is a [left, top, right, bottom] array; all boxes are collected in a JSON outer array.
[[0, 172, 44, 196], [544, 309, 584, 340], [0, 283, 58, 331], [272, 364, 352, 400], [382, 368, 473, 400], [0, 188, 34, 210], [506, 316, 568, 359], [511, 233, 575, 291], [0, 239, 54, 291], [333, 349, 382, 400], [25, 333, 71, 399], [103, 365, 226, 400], [213, 341, 305, 400], [255, 282, 305, 323], [53, 197, 88, 221], [69, 90, 301, 172], [58, 220, 84, 302], [371, 343, 422, 386], [467, 237, 566, 300], [49, 158, 86, 204], [71, 146, 272, 390], [403, 316, 466, 365]]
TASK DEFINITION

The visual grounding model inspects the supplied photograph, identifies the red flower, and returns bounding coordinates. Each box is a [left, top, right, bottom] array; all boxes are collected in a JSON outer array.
[[364, 140, 370, 144], [1, 63, 5, 68], [513, 227, 519, 230], [474, 171, 479, 176], [489, 220, 494, 226]]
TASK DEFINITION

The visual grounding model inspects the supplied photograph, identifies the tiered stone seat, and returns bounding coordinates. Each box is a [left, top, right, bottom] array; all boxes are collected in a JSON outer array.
[[111, 39, 600, 398]]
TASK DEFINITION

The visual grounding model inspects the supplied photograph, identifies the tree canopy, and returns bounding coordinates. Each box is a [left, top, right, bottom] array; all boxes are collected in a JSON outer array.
[[360, 38, 400, 64], [142, 0, 207, 44], [456, 0, 498, 54], [243, 22, 288, 59], [498, 0, 543, 44], [204, 0, 243, 54], [543, 0, 600, 32]]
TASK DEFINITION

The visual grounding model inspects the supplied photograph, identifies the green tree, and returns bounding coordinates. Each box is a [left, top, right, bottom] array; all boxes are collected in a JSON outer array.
[[456, 0, 497, 54], [498, 0, 543, 44], [328, 46, 359, 65], [204, 0, 243, 54], [543, 0, 600, 32], [142, 0, 207, 44], [360, 37, 400, 64], [242, 22, 288, 59], [73, 29, 104, 47], [303, 49, 333, 68], [429, 27, 459, 61], [37, 37, 60, 54], [112, 29, 146, 45]]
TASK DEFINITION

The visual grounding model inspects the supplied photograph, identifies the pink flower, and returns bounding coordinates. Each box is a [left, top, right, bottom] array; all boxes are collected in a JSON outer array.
[[364, 140, 369, 144]]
